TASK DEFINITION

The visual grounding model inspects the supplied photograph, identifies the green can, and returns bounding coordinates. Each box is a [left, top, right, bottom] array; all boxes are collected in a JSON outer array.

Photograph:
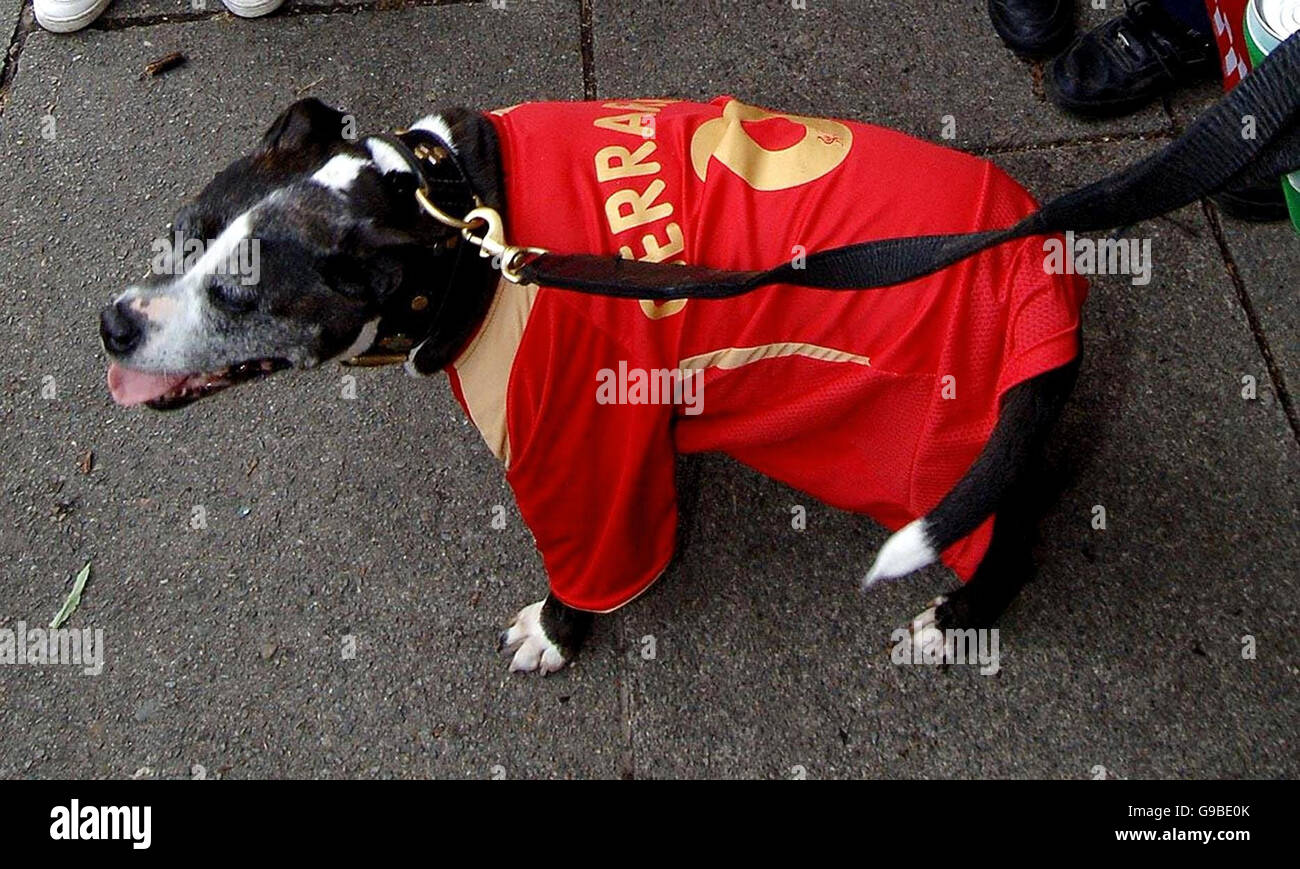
[[1243, 0, 1300, 233]]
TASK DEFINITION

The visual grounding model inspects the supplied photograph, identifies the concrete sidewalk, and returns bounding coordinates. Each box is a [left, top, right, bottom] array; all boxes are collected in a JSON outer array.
[[0, 0, 1294, 779]]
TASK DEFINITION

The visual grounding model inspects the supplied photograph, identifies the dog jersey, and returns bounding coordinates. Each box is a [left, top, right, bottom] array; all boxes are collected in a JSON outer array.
[[445, 98, 1087, 613]]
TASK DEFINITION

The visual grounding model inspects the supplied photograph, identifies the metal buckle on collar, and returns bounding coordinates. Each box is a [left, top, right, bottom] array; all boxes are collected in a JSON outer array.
[[379, 129, 547, 284], [371, 129, 481, 233], [338, 132, 471, 369], [413, 187, 478, 234], [341, 128, 546, 368]]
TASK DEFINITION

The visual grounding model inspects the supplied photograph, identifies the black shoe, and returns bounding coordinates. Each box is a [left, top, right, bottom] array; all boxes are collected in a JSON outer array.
[[1047, 0, 1218, 117], [989, 0, 1075, 58], [1213, 180, 1291, 222]]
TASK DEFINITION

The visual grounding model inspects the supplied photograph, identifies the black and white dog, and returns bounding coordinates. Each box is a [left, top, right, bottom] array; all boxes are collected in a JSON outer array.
[[101, 98, 1080, 674]]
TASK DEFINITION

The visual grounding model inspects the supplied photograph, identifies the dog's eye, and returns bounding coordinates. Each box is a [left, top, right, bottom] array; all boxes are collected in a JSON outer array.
[[207, 277, 258, 315]]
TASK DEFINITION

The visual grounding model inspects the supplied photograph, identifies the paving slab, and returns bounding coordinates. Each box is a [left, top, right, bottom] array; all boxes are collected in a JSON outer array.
[[592, 0, 1174, 152], [1218, 206, 1300, 410], [623, 141, 1299, 779], [0, 3, 609, 779]]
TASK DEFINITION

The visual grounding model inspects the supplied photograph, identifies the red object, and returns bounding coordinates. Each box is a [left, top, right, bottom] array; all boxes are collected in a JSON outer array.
[[1206, 0, 1253, 89], [447, 98, 1087, 613]]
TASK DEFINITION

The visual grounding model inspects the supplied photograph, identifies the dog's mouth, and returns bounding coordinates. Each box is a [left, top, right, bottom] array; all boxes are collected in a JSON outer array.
[[107, 358, 290, 410]]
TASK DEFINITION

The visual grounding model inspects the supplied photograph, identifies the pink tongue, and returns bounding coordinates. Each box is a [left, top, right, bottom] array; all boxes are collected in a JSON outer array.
[[107, 362, 189, 406]]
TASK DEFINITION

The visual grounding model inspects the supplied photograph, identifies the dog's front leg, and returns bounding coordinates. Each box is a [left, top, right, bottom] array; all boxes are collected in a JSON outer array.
[[498, 594, 593, 675]]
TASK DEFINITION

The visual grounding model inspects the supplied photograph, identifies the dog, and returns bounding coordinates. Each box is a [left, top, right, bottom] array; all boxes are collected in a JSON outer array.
[[101, 96, 1085, 674]]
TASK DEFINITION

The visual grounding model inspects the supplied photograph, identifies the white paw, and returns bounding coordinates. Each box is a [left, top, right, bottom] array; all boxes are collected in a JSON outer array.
[[908, 595, 957, 663], [498, 600, 568, 675]]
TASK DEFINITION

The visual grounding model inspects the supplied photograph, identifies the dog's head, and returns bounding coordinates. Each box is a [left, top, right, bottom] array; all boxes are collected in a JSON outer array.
[[102, 98, 453, 410]]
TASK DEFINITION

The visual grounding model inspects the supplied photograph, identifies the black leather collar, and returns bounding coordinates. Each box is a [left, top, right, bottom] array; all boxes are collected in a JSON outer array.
[[343, 129, 488, 370], [371, 129, 482, 226]]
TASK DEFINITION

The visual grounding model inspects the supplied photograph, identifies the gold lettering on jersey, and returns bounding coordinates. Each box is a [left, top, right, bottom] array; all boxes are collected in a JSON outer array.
[[621, 222, 684, 263], [595, 142, 661, 182], [591, 99, 688, 320], [605, 179, 673, 234], [689, 99, 852, 191]]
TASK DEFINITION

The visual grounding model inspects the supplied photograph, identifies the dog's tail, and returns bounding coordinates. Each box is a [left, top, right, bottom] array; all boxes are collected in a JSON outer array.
[[862, 362, 1077, 588]]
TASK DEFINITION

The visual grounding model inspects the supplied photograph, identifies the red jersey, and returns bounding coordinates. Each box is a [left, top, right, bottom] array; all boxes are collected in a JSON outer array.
[[446, 98, 1087, 613]]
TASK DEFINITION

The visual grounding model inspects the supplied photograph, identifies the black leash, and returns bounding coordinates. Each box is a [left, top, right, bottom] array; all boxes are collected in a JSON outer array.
[[506, 31, 1300, 300]]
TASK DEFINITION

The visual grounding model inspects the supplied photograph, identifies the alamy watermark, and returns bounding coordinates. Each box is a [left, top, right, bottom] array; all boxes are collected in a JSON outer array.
[[596, 362, 704, 416], [891, 626, 1000, 675], [0, 621, 105, 675], [1043, 231, 1151, 286], [50, 800, 150, 849], [149, 231, 261, 286]]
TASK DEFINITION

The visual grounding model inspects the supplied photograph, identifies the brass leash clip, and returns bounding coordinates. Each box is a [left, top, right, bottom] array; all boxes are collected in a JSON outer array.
[[459, 206, 546, 284]]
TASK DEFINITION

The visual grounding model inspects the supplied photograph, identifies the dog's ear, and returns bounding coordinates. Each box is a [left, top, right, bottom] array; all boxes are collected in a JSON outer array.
[[258, 98, 349, 155]]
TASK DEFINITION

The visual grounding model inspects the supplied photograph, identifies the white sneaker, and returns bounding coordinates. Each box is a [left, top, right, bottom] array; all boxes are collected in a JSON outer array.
[[33, 0, 113, 32], [220, 0, 284, 17]]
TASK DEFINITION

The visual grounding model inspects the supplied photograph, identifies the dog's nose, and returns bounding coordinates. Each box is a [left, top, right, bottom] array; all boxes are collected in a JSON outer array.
[[99, 300, 143, 356]]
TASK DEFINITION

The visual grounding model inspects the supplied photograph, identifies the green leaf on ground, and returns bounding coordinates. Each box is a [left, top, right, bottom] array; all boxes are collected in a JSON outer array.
[[50, 562, 91, 630]]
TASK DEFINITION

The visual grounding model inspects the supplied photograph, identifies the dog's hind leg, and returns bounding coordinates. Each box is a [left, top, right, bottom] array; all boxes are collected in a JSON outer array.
[[869, 358, 1078, 650], [864, 359, 1079, 589], [898, 359, 1078, 660], [911, 482, 1036, 638]]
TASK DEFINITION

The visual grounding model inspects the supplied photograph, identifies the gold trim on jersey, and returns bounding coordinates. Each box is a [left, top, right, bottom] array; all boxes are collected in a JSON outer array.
[[452, 279, 540, 467], [678, 342, 871, 373]]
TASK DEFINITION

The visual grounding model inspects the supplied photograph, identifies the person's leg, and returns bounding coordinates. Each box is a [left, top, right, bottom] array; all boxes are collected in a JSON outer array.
[[1046, 0, 1217, 117]]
